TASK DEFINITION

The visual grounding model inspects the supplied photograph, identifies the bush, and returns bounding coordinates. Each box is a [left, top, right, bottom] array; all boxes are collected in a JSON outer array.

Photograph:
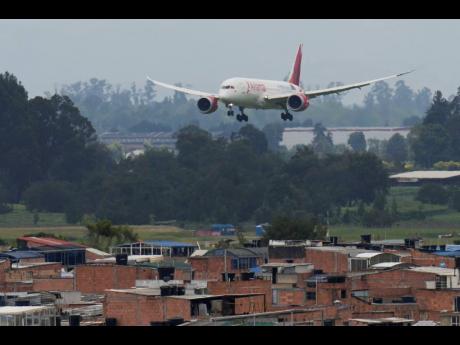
[[23, 181, 76, 213], [449, 189, 460, 212], [416, 184, 449, 205]]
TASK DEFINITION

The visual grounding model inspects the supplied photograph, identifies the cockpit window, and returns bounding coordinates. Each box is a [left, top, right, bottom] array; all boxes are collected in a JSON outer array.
[[221, 85, 235, 89]]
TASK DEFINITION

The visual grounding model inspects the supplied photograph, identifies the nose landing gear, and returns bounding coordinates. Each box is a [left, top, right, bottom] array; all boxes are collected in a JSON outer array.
[[227, 104, 234, 116]]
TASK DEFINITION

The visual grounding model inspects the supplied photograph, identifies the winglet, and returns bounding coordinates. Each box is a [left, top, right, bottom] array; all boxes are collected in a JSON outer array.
[[397, 69, 415, 77], [288, 44, 303, 86]]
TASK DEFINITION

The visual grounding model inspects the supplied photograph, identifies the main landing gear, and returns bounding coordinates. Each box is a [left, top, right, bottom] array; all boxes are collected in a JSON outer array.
[[281, 111, 293, 121], [236, 106, 248, 122]]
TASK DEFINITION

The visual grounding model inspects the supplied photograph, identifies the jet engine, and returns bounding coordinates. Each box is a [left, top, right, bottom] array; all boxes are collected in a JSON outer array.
[[197, 96, 218, 114], [287, 93, 309, 112]]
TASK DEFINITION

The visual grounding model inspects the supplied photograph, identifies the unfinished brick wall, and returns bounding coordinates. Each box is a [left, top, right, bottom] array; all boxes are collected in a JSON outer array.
[[272, 288, 306, 307], [350, 269, 437, 297], [190, 256, 264, 281], [350, 296, 420, 320], [5, 263, 63, 282], [75, 264, 157, 293], [305, 249, 349, 273], [234, 295, 266, 314], [207, 280, 271, 310], [0, 260, 8, 286], [401, 249, 456, 268], [32, 278, 75, 291], [174, 267, 192, 281], [414, 289, 460, 321], [104, 292, 192, 326]]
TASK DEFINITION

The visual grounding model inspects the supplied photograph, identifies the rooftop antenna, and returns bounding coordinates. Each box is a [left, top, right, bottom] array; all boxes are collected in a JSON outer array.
[[196, 241, 201, 250]]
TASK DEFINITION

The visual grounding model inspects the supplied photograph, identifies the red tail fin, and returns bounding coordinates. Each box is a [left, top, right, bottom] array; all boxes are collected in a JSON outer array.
[[288, 44, 303, 86]]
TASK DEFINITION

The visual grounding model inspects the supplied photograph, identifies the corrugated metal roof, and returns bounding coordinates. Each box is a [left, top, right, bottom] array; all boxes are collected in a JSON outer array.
[[432, 251, 460, 257], [407, 266, 455, 275], [18, 237, 86, 248], [356, 252, 382, 258], [390, 171, 460, 180], [0, 306, 55, 315], [140, 240, 197, 248], [0, 251, 44, 259]]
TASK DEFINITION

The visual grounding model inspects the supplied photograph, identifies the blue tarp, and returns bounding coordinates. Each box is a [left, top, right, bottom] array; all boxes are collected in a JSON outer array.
[[432, 250, 460, 257], [143, 240, 197, 248]]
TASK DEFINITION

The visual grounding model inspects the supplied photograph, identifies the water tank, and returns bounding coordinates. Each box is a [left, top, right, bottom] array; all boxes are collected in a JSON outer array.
[[115, 254, 128, 265], [168, 317, 184, 326], [160, 286, 171, 296], [69, 315, 81, 327], [329, 236, 338, 246], [361, 234, 371, 244], [105, 318, 117, 326]]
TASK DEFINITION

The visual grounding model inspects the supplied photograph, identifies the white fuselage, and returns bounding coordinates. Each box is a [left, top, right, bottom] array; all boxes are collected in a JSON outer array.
[[217, 77, 303, 110]]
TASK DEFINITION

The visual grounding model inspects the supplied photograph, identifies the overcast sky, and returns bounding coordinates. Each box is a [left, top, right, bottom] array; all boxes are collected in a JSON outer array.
[[1, 19, 460, 104]]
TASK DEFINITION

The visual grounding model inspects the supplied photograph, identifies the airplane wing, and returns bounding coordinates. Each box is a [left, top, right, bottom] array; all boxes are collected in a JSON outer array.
[[265, 70, 414, 102], [304, 70, 414, 98], [146, 77, 218, 98]]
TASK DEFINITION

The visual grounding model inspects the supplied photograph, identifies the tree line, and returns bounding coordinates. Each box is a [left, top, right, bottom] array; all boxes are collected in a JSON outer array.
[[56, 78, 434, 134]]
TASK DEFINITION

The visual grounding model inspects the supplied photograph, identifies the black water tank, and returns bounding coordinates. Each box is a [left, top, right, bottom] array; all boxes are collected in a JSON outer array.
[[329, 236, 338, 246], [361, 234, 371, 244], [177, 286, 185, 296], [222, 273, 235, 281], [455, 257, 460, 269], [115, 254, 128, 265], [168, 318, 184, 326], [241, 272, 254, 281], [15, 300, 30, 306], [150, 321, 167, 326], [160, 286, 171, 296], [69, 315, 81, 327], [106, 318, 117, 326], [170, 285, 178, 296], [404, 239, 415, 249]]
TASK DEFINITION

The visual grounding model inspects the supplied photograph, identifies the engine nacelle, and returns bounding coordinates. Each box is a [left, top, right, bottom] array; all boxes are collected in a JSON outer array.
[[287, 93, 309, 112], [197, 96, 218, 114]]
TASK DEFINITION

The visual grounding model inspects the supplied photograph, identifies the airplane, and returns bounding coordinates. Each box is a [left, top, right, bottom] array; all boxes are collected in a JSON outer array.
[[147, 44, 413, 122]]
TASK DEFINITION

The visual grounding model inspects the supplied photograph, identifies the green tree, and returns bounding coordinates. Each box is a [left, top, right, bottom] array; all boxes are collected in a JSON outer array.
[[237, 124, 268, 155], [348, 132, 367, 152], [311, 123, 334, 156], [385, 133, 408, 166], [416, 184, 449, 205], [263, 215, 326, 240]]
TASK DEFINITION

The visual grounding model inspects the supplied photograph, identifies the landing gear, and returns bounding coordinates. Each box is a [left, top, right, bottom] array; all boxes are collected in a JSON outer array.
[[227, 104, 234, 116], [281, 112, 293, 121], [237, 114, 248, 122], [236, 106, 248, 122]]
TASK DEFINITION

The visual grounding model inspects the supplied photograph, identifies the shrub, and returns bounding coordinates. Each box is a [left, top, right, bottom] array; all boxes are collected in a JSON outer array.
[[416, 184, 449, 205]]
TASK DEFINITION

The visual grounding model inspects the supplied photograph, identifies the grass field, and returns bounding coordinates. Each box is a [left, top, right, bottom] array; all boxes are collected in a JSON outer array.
[[1, 186, 460, 246]]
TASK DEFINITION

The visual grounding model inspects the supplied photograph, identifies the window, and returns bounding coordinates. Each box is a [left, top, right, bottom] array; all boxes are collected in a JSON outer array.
[[231, 259, 238, 269], [306, 292, 316, 300], [452, 316, 460, 326], [341, 290, 347, 299], [455, 297, 460, 312], [272, 290, 279, 305], [436, 275, 448, 289]]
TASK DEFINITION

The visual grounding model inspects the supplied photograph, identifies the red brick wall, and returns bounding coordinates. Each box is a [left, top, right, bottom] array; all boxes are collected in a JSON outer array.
[[414, 289, 460, 321], [104, 292, 191, 326], [234, 295, 266, 314], [33, 278, 75, 291], [190, 256, 264, 281], [75, 264, 157, 293], [0, 260, 8, 285], [207, 280, 271, 310], [350, 269, 437, 297], [174, 268, 192, 281], [5, 263, 63, 282], [400, 249, 456, 268], [273, 288, 306, 307], [305, 249, 348, 273], [351, 296, 420, 320]]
